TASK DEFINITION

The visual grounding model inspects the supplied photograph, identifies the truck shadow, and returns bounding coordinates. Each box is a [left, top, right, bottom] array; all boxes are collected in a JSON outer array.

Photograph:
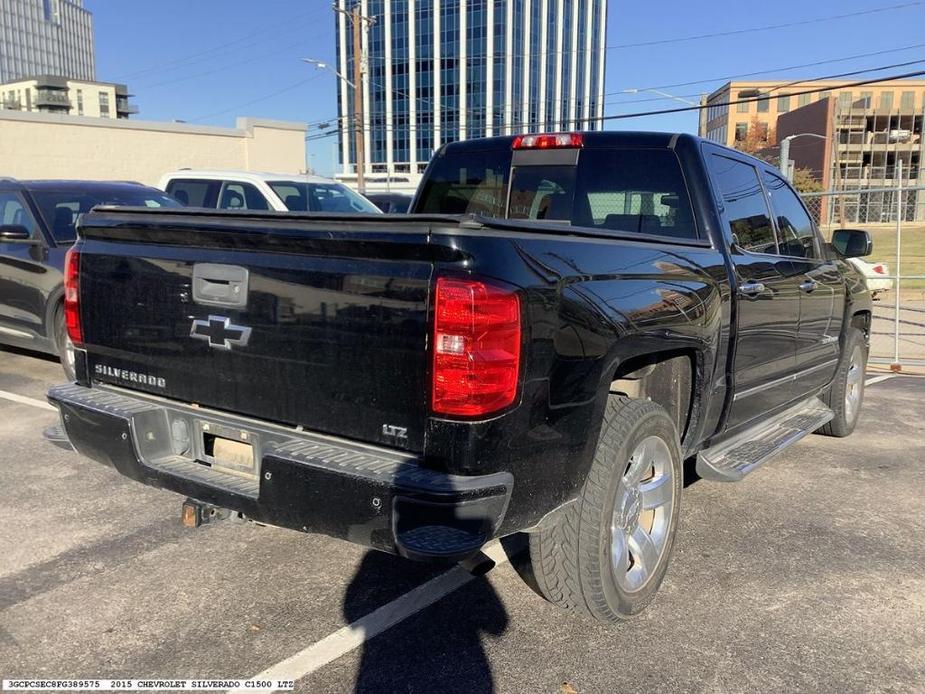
[[343, 550, 510, 693]]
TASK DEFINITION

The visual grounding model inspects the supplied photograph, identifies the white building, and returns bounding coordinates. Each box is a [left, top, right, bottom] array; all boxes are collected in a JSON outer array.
[[0, 0, 95, 83], [1, 74, 137, 118]]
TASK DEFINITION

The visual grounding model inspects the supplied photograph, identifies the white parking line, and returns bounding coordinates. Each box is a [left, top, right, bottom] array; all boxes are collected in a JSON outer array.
[[0, 389, 56, 412], [227, 542, 512, 694], [865, 374, 896, 386]]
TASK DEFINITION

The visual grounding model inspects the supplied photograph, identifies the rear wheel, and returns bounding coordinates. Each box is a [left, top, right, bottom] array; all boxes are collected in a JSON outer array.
[[817, 328, 867, 437], [529, 396, 683, 622], [54, 305, 76, 381]]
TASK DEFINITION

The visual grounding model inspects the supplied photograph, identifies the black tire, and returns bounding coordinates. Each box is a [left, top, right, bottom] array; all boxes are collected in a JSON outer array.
[[53, 305, 76, 382], [817, 328, 867, 437], [529, 396, 683, 622]]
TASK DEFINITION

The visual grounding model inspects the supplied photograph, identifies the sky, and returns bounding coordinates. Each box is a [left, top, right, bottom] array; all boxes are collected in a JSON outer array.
[[85, 0, 925, 177]]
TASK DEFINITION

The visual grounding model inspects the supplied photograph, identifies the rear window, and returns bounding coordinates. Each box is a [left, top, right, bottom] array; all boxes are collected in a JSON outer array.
[[32, 187, 181, 242], [416, 147, 698, 240]]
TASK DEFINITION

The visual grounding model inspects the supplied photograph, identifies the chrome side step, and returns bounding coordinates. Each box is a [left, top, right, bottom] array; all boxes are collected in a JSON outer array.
[[696, 397, 834, 482]]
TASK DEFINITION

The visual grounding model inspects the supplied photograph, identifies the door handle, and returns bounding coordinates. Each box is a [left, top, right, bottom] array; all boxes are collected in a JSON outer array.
[[738, 281, 766, 297], [799, 279, 818, 293]]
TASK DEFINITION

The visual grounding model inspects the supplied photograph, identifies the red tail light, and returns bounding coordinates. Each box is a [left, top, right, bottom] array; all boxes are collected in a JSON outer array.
[[872, 264, 886, 275], [63, 247, 82, 344], [432, 277, 521, 417], [512, 132, 583, 150]]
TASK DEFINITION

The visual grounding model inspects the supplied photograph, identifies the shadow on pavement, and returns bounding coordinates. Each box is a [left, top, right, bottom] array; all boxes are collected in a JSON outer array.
[[343, 550, 509, 693]]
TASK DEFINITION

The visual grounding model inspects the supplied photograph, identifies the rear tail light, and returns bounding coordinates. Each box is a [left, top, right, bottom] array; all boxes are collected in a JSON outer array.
[[872, 264, 886, 275], [432, 277, 521, 417], [512, 132, 583, 150], [63, 247, 82, 344]]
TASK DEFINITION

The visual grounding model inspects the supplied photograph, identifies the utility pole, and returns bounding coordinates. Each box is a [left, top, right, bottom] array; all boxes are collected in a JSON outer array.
[[334, 3, 375, 195]]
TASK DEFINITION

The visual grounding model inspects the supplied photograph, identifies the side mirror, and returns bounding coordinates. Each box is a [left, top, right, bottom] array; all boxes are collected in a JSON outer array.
[[0, 224, 35, 242], [831, 229, 872, 258]]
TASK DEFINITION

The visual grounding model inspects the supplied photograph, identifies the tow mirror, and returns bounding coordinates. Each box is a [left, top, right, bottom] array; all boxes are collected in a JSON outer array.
[[0, 224, 35, 242], [831, 229, 872, 258]]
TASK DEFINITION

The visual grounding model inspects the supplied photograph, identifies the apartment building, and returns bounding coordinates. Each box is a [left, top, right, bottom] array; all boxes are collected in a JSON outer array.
[[0, 74, 137, 118]]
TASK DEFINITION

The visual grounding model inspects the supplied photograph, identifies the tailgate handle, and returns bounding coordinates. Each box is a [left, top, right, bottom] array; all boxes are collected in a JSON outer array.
[[192, 264, 249, 307]]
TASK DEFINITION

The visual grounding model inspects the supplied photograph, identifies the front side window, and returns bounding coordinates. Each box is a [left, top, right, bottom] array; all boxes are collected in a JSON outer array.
[[708, 155, 776, 255], [0, 192, 38, 238], [268, 182, 380, 213], [763, 172, 818, 259]]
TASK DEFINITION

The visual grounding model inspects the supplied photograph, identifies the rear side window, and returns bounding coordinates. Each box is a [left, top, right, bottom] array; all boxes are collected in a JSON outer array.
[[762, 172, 818, 259], [166, 179, 221, 208], [416, 148, 512, 216], [218, 182, 270, 210], [708, 155, 776, 255]]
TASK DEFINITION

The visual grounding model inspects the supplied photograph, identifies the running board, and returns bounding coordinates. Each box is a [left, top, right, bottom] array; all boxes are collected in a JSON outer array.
[[697, 398, 834, 482]]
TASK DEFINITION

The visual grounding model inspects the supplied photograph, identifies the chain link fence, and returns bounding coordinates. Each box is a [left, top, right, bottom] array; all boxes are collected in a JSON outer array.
[[801, 184, 925, 369]]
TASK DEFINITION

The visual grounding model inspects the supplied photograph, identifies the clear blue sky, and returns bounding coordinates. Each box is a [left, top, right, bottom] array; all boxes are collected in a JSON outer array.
[[85, 0, 925, 177]]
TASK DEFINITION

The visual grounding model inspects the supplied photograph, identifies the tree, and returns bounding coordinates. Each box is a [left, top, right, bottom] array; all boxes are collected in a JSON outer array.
[[736, 116, 777, 157], [790, 167, 824, 194]]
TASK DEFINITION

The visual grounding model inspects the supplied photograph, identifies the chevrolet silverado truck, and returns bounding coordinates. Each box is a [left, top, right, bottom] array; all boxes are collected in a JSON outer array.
[[46, 132, 874, 623]]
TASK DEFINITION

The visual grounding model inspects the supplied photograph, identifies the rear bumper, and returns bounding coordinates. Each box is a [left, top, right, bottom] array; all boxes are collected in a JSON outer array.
[[46, 383, 512, 562]]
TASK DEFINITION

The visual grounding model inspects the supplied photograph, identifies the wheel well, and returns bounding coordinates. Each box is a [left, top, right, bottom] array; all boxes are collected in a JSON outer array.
[[850, 310, 871, 338], [609, 350, 695, 442]]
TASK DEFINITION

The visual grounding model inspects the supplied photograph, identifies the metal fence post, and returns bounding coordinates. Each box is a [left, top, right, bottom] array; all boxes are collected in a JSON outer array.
[[892, 160, 903, 371]]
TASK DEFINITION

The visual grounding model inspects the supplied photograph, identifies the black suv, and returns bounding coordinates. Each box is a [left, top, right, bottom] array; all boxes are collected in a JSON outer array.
[[0, 179, 180, 377]]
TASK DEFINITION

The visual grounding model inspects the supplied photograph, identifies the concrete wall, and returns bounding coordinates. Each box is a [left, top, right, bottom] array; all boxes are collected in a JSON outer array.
[[0, 111, 306, 186]]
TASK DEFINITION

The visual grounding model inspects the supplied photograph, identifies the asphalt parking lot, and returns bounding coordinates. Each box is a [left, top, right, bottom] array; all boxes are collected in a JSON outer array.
[[1, 347, 923, 694]]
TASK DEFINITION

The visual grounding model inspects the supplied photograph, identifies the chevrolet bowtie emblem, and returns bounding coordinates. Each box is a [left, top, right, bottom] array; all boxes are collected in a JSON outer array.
[[190, 315, 252, 351]]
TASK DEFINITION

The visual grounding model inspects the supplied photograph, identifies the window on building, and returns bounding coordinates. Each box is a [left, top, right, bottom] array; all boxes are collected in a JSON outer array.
[[736, 91, 750, 113], [735, 122, 748, 142], [76, 89, 83, 116], [819, 90, 831, 102], [756, 95, 770, 113], [798, 93, 812, 108], [837, 92, 853, 109], [708, 155, 776, 254], [859, 91, 873, 109], [900, 91, 915, 110], [763, 172, 817, 259], [880, 91, 894, 111], [99, 91, 110, 117], [778, 94, 790, 113]]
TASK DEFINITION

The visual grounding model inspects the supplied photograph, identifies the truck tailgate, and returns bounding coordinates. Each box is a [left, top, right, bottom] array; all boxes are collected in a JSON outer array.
[[75, 209, 450, 453]]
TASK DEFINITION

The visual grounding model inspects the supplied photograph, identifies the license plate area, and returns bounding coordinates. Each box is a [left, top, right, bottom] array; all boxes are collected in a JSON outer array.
[[195, 420, 258, 479]]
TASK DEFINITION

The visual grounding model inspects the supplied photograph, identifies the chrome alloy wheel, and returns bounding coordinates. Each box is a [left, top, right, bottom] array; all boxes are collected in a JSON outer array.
[[610, 435, 675, 593], [844, 345, 864, 424]]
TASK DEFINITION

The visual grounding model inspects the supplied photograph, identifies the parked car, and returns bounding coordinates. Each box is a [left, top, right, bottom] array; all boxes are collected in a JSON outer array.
[[159, 170, 381, 214], [0, 178, 180, 378], [49, 132, 874, 624], [365, 192, 414, 213], [848, 257, 892, 297]]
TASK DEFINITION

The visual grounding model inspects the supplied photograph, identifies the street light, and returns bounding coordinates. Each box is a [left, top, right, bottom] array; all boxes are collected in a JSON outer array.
[[779, 133, 828, 181], [621, 88, 699, 107], [303, 53, 366, 193]]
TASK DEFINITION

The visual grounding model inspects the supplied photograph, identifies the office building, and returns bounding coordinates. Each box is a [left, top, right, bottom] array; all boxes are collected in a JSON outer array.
[[333, 0, 608, 190], [0, 0, 95, 83], [1, 75, 137, 118], [700, 79, 925, 151]]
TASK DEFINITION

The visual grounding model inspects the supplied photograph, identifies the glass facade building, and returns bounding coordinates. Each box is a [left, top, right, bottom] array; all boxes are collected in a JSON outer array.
[[0, 0, 95, 83], [335, 0, 607, 177]]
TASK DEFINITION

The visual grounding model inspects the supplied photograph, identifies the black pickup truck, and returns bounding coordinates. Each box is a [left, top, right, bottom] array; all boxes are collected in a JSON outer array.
[[47, 132, 873, 623]]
